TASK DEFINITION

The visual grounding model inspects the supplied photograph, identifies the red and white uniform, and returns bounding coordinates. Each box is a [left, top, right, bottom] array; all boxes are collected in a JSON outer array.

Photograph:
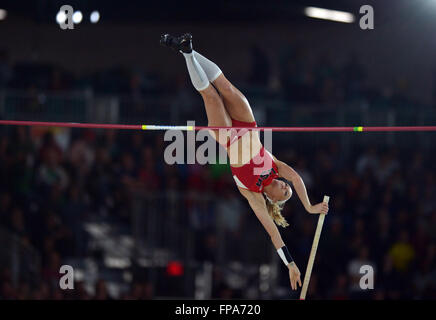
[[227, 119, 279, 193]]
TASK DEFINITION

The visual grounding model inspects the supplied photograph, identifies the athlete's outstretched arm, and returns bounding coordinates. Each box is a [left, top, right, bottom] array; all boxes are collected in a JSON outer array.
[[275, 159, 329, 215], [238, 188, 302, 290], [239, 187, 285, 249]]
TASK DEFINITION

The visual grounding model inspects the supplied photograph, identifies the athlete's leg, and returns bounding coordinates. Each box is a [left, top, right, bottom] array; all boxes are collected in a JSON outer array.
[[197, 85, 232, 146], [161, 33, 254, 123], [199, 85, 232, 133], [193, 51, 255, 123], [160, 33, 232, 144], [176, 40, 231, 144], [212, 73, 255, 123]]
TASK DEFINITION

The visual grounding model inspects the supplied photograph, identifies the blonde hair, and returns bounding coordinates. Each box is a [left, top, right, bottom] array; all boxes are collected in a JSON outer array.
[[265, 199, 289, 228]]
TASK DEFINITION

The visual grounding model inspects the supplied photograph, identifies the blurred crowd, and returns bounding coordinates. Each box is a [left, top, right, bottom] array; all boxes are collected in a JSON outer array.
[[0, 121, 435, 299], [0, 38, 435, 300], [0, 127, 179, 299]]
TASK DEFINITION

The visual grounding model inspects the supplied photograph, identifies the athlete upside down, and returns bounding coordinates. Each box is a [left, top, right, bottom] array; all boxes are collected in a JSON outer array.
[[161, 33, 329, 291]]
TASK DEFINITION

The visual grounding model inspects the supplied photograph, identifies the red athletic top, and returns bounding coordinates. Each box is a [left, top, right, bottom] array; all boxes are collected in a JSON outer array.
[[231, 146, 279, 193]]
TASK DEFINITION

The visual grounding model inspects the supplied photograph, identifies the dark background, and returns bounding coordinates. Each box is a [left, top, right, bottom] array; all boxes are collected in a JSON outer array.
[[0, 0, 435, 300]]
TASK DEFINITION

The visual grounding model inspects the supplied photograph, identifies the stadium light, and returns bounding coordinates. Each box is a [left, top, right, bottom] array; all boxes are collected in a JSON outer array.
[[304, 6, 355, 23], [72, 11, 83, 24], [0, 9, 7, 20], [90, 11, 100, 23], [56, 10, 67, 24]]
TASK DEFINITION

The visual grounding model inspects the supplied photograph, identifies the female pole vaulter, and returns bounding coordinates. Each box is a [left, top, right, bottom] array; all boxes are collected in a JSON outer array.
[[160, 33, 329, 291]]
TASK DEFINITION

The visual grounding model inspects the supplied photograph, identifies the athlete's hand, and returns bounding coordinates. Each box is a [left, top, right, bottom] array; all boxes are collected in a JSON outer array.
[[288, 262, 302, 290], [307, 202, 329, 215]]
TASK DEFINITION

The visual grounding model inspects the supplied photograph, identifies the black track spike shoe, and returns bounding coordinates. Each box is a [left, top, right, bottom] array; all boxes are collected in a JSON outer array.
[[177, 33, 193, 53], [160, 33, 192, 53], [160, 34, 178, 51]]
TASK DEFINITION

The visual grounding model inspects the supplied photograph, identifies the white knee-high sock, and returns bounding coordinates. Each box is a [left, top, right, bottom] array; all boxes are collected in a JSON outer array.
[[193, 51, 222, 82], [182, 52, 209, 91]]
